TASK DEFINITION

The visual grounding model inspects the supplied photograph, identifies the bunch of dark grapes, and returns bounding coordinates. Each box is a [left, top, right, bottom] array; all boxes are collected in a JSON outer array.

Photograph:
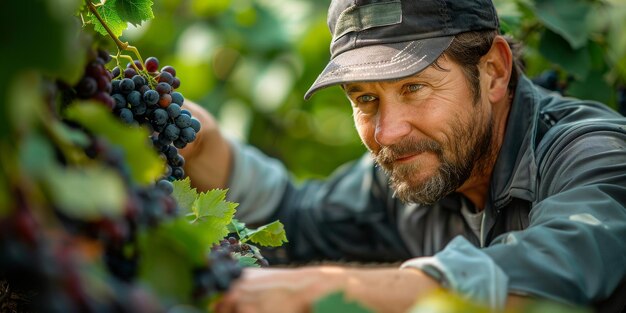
[[192, 249, 243, 300], [108, 56, 201, 193], [0, 50, 239, 313], [212, 237, 270, 267]]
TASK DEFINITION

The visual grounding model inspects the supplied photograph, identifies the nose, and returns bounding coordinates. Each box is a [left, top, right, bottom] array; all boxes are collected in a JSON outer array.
[[374, 101, 411, 147]]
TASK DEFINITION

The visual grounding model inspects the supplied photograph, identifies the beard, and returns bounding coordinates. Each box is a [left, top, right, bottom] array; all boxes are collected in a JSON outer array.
[[373, 113, 494, 205]]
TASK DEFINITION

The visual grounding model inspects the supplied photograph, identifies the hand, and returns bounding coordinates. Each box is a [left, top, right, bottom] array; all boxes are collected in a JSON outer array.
[[178, 100, 232, 191], [215, 266, 441, 313]]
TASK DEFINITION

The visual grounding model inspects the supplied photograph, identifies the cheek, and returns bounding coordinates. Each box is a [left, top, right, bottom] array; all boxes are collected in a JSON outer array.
[[353, 113, 377, 151]]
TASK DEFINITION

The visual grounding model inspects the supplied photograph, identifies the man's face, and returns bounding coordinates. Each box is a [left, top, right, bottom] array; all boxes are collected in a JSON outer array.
[[344, 56, 494, 204]]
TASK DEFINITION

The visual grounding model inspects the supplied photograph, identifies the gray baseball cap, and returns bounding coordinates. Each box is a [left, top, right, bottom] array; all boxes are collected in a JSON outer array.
[[304, 0, 499, 100]]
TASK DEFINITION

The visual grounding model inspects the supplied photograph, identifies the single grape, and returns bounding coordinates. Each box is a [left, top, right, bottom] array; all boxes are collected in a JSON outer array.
[[119, 108, 134, 124], [132, 75, 146, 89], [111, 66, 121, 78], [190, 117, 201, 132], [161, 65, 176, 77], [158, 71, 174, 85], [112, 80, 121, 93], [159, 94, 172, 108], [166, 103, 182, 119], [175, 114, 192, 128], [171, 92, 184, 106], [164, 145, 178, 160], [143, 90, 160, 106], [156, 82, 172, 95], [173, 139, 187, 149], [124, 68, 137, 79], [180, 127, 196, 143], [127, 91, 142, 107], [163, 124, 181, 141], [145, 57, 159, 72], [112, 93, 127, 111], [76, 77, 98, 98], [119, 78, 135, 94], [151, 108, 168, 125], [172, 167, 185, 179], [130, 101, 147, 116], [181, 109, 192, 117], [157, 132, 173, 146], [172, 77, 181, 89]]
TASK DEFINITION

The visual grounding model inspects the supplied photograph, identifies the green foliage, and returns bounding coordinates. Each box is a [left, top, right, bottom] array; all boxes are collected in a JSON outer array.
[[139, 218, 209, 304], [243, 220, 288, 247], [89, 0, 154, 36], [0, 0, 85, 141], [116, 0, 155, 26], [64, 102, 164, 185], [234, 254, 261, 268], [171, 178, 238, 245], [90, 0, 128, 37], [313, 291, 374, 313]]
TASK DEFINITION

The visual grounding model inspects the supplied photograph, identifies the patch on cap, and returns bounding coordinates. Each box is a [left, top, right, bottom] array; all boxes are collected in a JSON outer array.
[[333, 0, 402, 41]]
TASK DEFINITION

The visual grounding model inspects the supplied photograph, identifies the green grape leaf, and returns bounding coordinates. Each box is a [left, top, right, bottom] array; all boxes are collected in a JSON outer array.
[[172, 177, 198, 215], [234, 253, 261, 268], [115, 0, 154, 26], [89, 0, 128, 37], [313, 291, 373, 313], [532, 0, 591, 49], [245, 220, 288, 247], [228, 219, 252, 238], [192, 189, 237, 218], [46, 166, 127, 220], [191, 189, 238, 245], [64, 102, 164, 185], [138, 218, 210, 303]]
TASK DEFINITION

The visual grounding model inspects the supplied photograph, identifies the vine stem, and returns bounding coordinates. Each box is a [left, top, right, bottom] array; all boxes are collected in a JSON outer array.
[[87, 0, 144, 66]]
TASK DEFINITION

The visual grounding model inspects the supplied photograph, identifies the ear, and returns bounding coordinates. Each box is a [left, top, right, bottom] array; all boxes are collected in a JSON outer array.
[[479, 36, 513, 104]]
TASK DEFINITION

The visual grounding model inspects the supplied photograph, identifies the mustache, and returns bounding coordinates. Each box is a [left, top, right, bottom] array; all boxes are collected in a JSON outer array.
[[375, 138, 443, 166]]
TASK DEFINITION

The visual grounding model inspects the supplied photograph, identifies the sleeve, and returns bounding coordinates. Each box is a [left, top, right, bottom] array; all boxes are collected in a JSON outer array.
[[225, 139, 290, 225], [225, 138, 412, 263]]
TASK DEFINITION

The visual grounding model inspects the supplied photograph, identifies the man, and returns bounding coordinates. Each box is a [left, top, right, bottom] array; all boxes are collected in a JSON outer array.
[[181, 0, 626, 312]]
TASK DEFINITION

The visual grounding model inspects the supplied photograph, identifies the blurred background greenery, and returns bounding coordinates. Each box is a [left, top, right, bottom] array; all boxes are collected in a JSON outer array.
[[115, 0, 626, 181]]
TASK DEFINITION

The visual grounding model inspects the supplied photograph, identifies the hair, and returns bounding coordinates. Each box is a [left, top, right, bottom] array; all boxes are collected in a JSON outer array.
[[436, 30, 524, 104]]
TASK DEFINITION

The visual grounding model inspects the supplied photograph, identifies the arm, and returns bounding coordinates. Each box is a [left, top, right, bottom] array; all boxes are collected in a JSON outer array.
[[484, 129, 626, 304], [216, 265, 530, 313], [178, 100, 232, 191]]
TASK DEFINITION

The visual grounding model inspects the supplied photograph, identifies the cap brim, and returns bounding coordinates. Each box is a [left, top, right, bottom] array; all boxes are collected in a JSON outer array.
[[304, 36, 454, 100]]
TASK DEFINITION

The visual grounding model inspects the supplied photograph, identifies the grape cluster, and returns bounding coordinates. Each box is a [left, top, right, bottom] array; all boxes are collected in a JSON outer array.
[[0, 50, 239, 313], [213, 237, 270, 267], [73, 49, 116, 108], [108, 57, 200, 193], [192, 249, 243, 300]]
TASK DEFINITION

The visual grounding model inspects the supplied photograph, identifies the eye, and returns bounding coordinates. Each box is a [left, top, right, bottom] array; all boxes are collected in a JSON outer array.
[[406, 84, 423, 93], [357, 94, 377, 103]]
